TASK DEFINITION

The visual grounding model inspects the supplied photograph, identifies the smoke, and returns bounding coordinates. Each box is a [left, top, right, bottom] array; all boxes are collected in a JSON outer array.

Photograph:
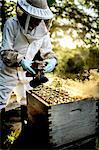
[[46, 69, 99, 100], [65, 76, 99, 99]]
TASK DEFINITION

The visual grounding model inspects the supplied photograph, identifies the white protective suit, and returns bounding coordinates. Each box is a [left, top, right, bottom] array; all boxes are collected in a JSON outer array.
[[0, 16, 55, 104]]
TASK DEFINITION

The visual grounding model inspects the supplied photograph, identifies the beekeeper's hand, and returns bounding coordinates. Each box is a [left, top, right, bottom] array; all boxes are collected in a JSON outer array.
[[43, 58, 57, 73], [20, 58, 36, 75]]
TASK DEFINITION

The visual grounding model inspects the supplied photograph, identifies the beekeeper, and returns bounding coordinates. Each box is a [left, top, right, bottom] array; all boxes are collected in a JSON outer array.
[[0, 0, 57, 109]]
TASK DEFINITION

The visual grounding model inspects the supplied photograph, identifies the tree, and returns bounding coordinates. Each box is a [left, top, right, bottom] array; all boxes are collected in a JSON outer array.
[[1, 0, 16, 31], [50, 0, 98, 47]]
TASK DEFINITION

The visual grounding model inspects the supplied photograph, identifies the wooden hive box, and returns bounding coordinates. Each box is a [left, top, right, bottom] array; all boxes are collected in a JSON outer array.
[[26, 90, 99, 149]]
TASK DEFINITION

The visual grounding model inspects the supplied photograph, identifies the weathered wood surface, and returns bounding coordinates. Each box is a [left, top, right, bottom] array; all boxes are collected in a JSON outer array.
[[48, 99, 98, 147], [58, 136, 96, 150], [26, 91, 51, 147], [26, 91, 99, 148], [26, 91, 49, 124]]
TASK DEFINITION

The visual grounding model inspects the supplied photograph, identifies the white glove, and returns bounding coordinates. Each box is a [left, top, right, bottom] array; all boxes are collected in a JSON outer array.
[[20, 58, 36, 75], [44, 58, 57, 73]]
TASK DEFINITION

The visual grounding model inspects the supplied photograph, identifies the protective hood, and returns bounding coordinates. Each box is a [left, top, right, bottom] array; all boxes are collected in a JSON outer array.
[[16, 5, 42, 33], [17, 0, 54, 20]]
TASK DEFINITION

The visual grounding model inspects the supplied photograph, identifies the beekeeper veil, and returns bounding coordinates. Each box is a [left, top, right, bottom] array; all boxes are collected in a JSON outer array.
[[16, 0, 53, 33]]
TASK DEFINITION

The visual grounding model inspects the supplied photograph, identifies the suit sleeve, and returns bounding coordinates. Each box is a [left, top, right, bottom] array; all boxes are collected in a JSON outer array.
[[0, 19, 23, 65], [40, 33, 57, 60], [0, 19, 15, 52]]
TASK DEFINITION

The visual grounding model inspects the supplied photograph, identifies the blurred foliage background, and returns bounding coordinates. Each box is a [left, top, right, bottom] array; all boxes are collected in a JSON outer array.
[[0, 0, 99, 80], [0, 1, 99, 149]]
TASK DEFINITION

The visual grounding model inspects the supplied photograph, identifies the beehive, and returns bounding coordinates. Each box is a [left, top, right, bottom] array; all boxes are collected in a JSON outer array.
[[26, 90, 99, 149]]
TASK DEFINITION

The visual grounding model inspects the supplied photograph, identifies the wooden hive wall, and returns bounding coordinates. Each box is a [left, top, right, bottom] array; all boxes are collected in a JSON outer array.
[[26, 91, 99, 148], [48, 99, 98, 147]]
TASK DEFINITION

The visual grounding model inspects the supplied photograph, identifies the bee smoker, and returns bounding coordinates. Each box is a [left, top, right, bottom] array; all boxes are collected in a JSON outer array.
[[26, 60, 48, 88]]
